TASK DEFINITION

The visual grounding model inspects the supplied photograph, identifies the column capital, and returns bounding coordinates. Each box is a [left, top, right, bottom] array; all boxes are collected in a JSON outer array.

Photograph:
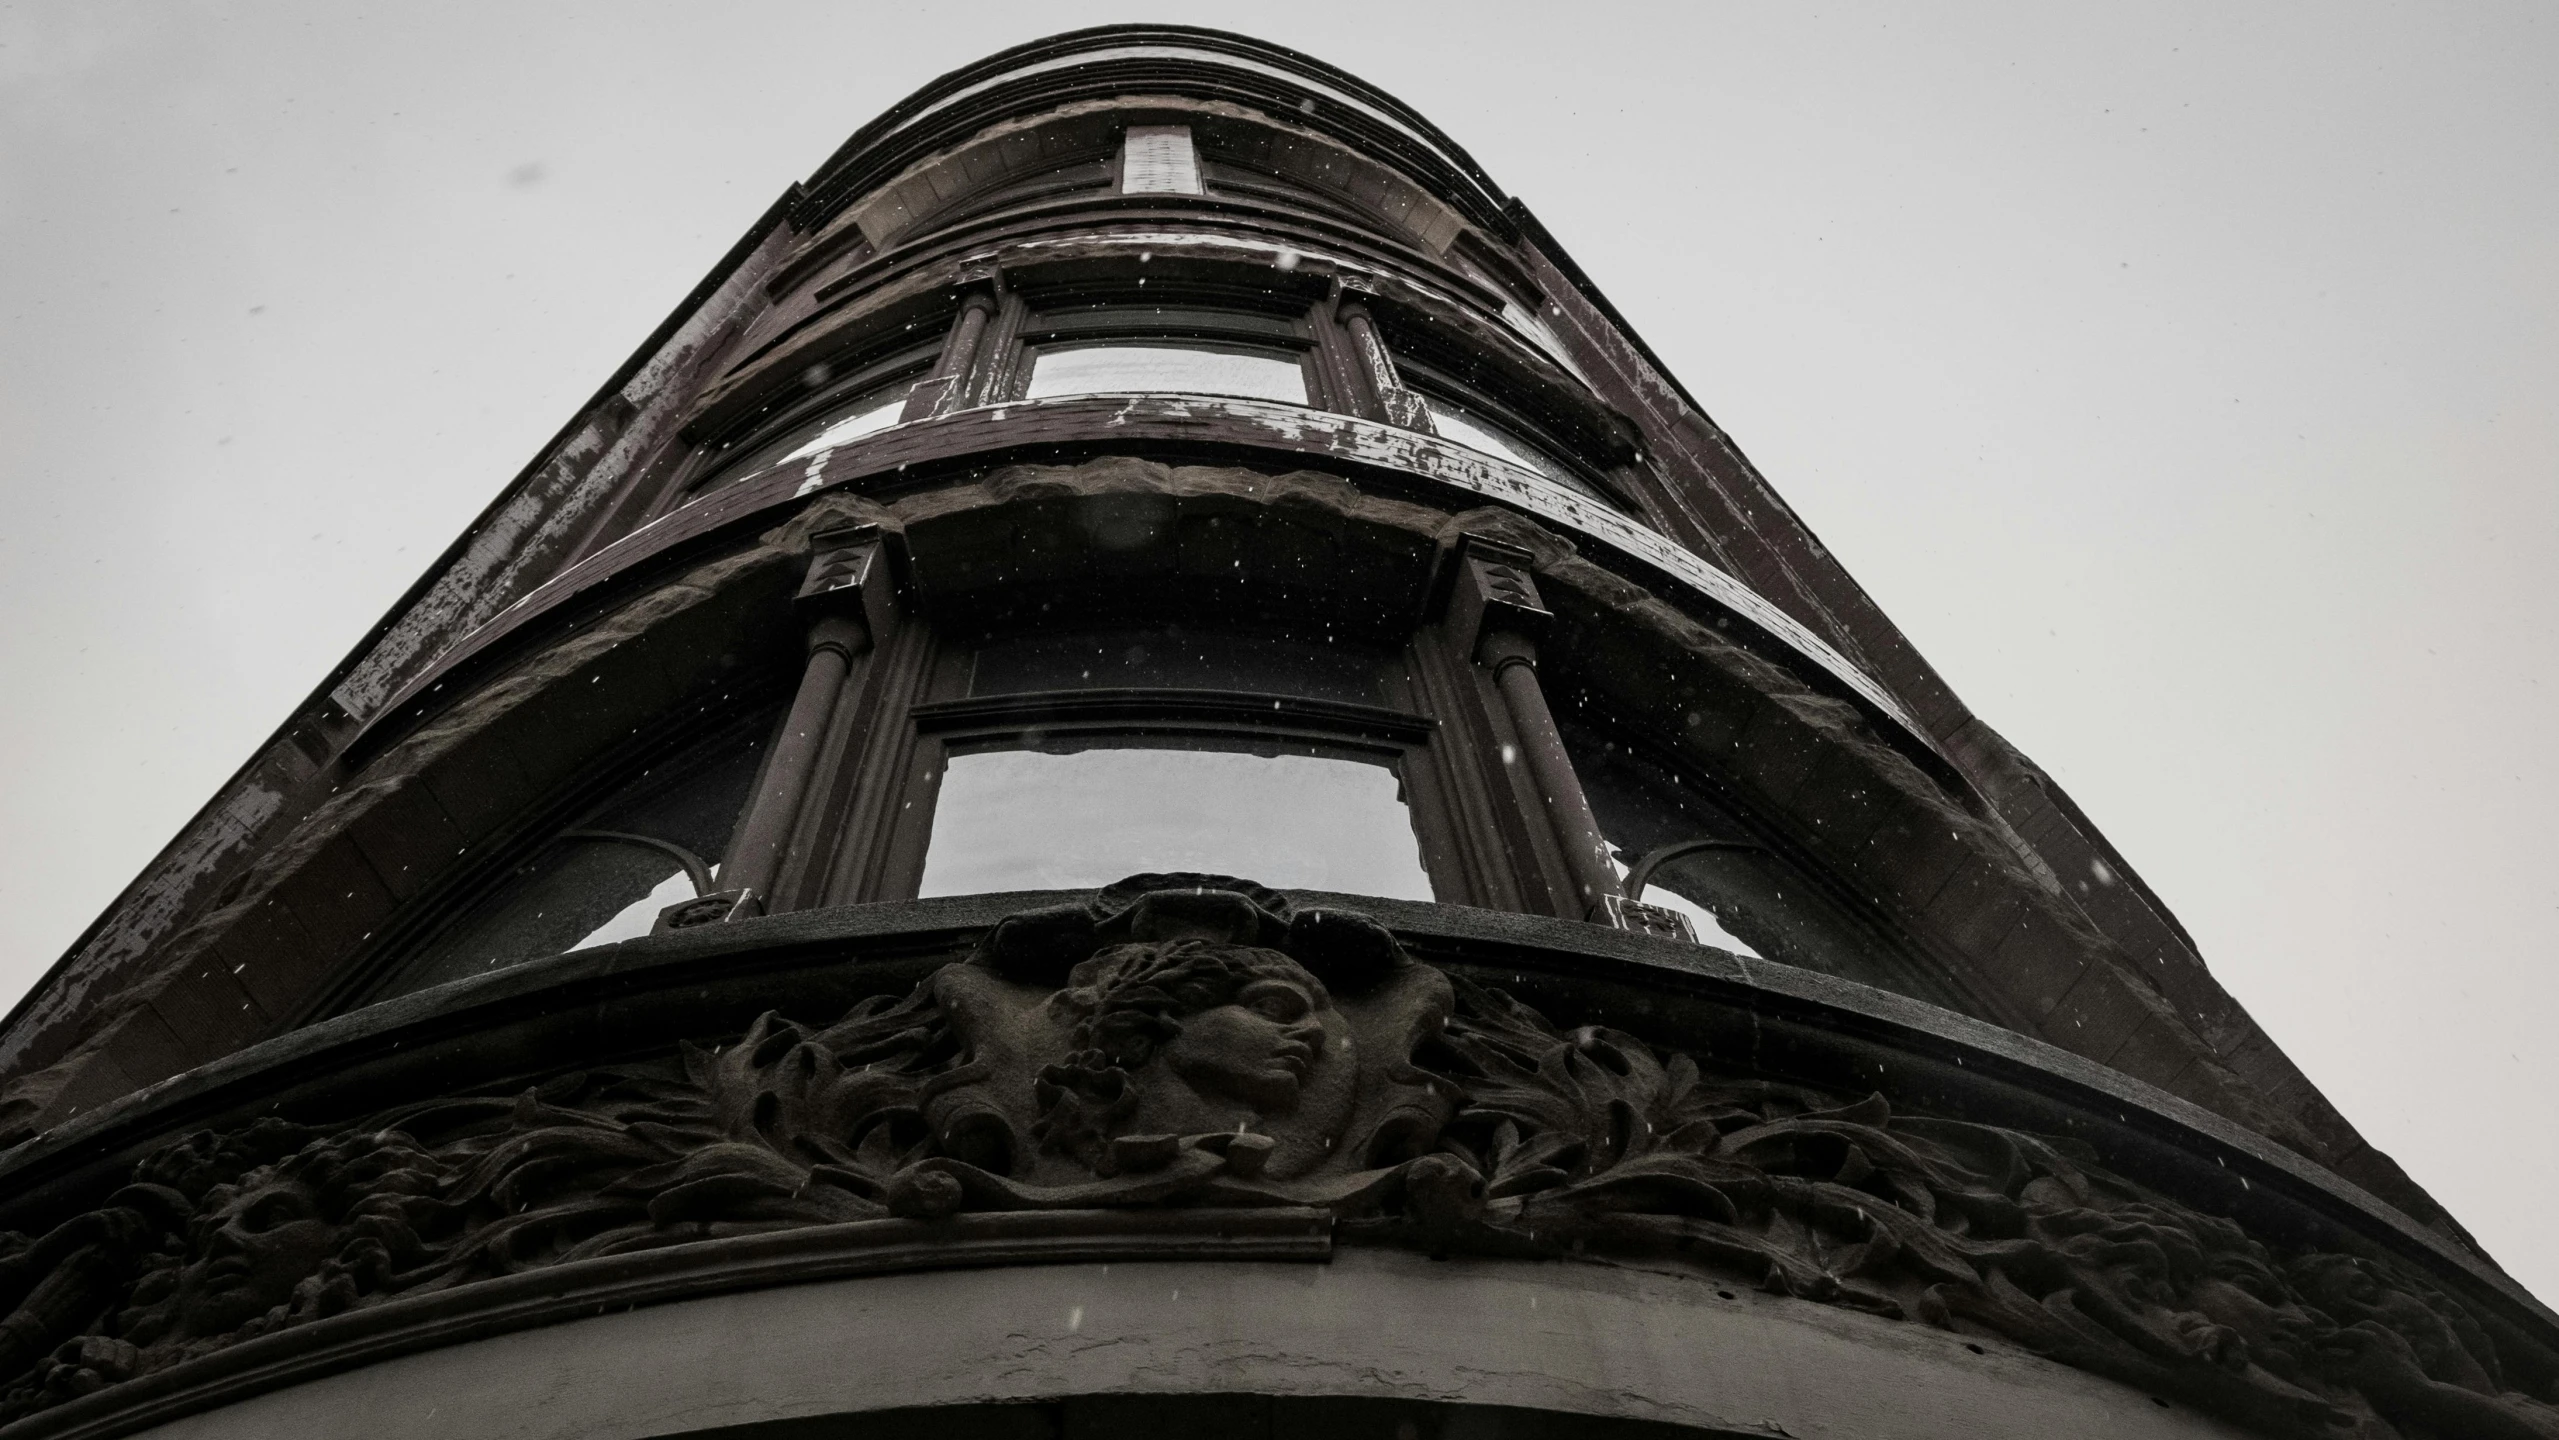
[[1441, 534, 1554, 668]]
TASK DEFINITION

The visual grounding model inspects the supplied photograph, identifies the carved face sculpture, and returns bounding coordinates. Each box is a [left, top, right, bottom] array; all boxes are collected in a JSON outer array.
[[1039, 940, 1359, 1176], [172, 1171, 335, 1340], [1156, 972, 1328, 1111]]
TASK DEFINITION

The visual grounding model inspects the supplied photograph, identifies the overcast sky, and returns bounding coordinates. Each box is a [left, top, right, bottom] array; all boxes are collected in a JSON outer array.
[[3, 2, 2554, 1295]]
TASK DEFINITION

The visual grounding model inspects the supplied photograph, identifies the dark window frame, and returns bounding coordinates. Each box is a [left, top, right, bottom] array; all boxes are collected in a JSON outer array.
[[313, 693, 791, 1019], [790, 610, 1497, 910], [1555, 713, 1963, 1005], [661, 340, 943, 507], [878, 687, 1443, 904], [1392, 353, 1633, 509], [997, 299, 1338, 411]]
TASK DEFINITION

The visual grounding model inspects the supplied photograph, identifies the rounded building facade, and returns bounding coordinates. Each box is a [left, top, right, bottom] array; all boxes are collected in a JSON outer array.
[[0, 27, 2550, 1440]]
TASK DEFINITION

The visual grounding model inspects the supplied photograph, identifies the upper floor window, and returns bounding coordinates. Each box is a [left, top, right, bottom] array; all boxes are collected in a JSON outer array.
[[918, 741, 1432, 900], [1563, 723, 1954, 1003], [906, 623, 1434, 902], [371, 709, 776, 998], [1120, 125, 1205, 195], [1420, 393, 1615, 505], [774, 386, 907, 462], [1023, 342, 1309, 406], [682, 360, 930, 500]]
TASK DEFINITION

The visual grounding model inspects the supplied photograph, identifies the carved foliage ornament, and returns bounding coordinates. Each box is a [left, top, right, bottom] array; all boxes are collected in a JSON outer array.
[[0, 877, 2552, 1440]]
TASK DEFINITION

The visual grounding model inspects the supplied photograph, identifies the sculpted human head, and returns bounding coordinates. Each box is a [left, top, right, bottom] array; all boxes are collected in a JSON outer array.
[[172, 1171, 334, 1339], [1035, 939, 1354, 1166], [1151, 963, 1329, 1111], [1077, 941, 1337, 1109], [163, 1129, 438, 1344]]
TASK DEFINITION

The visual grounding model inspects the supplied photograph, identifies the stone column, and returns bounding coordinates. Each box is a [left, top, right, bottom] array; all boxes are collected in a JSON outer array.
[[899, 291, 1000, 421], [660, 526, 896, 928], [1447, 537, 1623, 922]]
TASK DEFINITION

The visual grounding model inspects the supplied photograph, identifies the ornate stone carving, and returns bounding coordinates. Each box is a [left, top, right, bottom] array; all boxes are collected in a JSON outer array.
[[0, 878, 2552, 1440]]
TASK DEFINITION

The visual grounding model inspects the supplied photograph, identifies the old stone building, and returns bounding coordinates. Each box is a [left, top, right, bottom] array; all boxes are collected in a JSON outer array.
[[0, 25, 2549, 1440]]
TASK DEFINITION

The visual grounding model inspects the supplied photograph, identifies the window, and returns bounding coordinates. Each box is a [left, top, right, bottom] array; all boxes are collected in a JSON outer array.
[[1566, 726, 1946, 1000], [1120, 125, 1204, 195], [1420, 394, 1612, 503], [1614, 847, 1766, 959], [377, 714, 773, 996], [918, 742, 1432, 900], [777, 390, 907, 462], [1023, 343, 1309, 405], [685, 376, 917, 498], [896, 624, 1435, 904]]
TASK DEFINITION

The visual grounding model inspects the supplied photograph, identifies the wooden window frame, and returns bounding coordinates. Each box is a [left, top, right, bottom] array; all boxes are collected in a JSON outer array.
[[994, 301, 1340, 411], [781, 612, 1566, 913], [652, 341, 944, 512]]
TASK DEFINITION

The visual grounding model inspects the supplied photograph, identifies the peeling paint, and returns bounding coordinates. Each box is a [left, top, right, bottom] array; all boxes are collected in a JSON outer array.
[[0, 778, 283, 1080], [329, 231, 790, 721], [975, 229, 1486, 325], [5, 213, 800, 1091], [795, 448, 840, 497], [810, 392, 1924, 740]]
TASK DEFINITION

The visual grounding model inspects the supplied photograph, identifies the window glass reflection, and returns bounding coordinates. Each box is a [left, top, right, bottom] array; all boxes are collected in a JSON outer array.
[[918, 744, 1432, 900], [1613, 857, 1764, 958], [382, 715, 773, 996], [692, 381, 912, 495], [1024, 344, 1309, 405], [1419, 396, 1610, 504], [969, 627, 1389, 705], [1567, 729, 1946, 1000], [1422, 400, 1540, 469], [778, 391, 907, 462]]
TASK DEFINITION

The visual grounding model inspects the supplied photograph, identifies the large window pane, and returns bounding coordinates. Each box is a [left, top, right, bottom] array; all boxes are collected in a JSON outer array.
[[692, 381, 912, 495], [1423, 400, 1543, 471], [918, 744, 1432, 900], [402, 845, 696, 990], [1024, 344, 1309, 405]]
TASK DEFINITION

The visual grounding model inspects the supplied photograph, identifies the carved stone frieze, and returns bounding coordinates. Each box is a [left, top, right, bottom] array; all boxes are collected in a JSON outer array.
[[0, 878, 2551, 1440]]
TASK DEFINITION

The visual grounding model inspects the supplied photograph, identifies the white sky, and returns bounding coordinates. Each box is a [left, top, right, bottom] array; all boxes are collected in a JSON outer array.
[[2, 2, 2553, 1296]]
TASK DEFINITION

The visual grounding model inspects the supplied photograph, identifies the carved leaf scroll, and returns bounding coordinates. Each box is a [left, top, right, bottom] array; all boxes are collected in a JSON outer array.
[[0, 877, 2552, 1440]]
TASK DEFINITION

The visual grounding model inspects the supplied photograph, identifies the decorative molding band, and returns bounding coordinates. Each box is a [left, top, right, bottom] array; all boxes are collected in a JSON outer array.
[[5, 1209, 1329, 1440], [350, 398, 1928, 766]]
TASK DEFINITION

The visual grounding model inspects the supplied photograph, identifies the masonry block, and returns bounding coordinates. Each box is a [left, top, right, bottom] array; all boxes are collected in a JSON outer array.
[[270, 839, 397, 964], [147, 957, 272, 1064], [215, 898, 328, 1021], [2036, 964, 2154, 1070], [344, 780, 472, 903]]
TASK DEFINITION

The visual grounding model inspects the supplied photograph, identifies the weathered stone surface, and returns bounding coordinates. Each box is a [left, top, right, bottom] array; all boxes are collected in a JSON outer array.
[[0, 882, 2548, 1440]]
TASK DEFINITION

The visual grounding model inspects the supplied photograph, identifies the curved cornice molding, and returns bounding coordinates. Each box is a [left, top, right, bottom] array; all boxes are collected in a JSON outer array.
[[797, 26, 1514, 240], [357, 412, 1932, 766]]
